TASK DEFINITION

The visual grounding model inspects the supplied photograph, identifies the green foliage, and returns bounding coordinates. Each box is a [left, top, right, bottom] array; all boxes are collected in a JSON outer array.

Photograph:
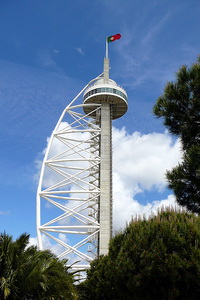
[[81, 209, 200, 300], [153, 58, 200, 212], [167, 146, 200, 213], [0, 232, 77, 299], [153, 61, 200, 150]]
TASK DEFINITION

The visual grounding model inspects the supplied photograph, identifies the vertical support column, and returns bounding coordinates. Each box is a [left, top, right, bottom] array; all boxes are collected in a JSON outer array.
[[99, 102, 112, 255], [104, 58, 109, 84], [36, 194, 43, 249]]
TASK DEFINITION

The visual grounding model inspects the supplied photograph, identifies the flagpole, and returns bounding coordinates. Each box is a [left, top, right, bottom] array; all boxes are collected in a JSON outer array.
[[106, 37, 108, 59]]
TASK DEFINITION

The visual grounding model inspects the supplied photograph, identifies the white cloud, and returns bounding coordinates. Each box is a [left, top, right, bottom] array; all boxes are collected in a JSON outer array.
[[29, 233, 69, 255], [53, 49, 60, 54], [29, 234, 89, 268], [37, 49, 64, 74], [0, 210, 10, 215], [28, 236, 38, 247], [75, 47, 85, 55], [113, 127, 182, 191], [40, 122, 90, 189], [35, 124, 182, 231], [112, 127, 182, 230], [113, 191, 178, 232], [141, 11, 172, 46]]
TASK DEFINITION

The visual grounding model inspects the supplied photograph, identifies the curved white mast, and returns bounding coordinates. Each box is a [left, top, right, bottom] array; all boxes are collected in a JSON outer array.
[[36, 74, 103, 269]]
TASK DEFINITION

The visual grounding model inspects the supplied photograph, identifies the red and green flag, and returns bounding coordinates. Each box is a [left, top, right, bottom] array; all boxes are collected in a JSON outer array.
[[107, 33, 121, 43]]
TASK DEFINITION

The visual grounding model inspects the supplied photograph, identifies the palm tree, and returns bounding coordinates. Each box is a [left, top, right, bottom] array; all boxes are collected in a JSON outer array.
[[0, 232, 77, 299]]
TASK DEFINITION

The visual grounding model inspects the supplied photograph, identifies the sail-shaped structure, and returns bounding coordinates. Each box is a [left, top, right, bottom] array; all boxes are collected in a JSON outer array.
[[36, 54, 128, 271]]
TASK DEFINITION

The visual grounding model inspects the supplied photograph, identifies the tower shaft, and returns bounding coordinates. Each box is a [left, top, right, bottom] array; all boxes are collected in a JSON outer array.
[[99, 102, 112, 255]]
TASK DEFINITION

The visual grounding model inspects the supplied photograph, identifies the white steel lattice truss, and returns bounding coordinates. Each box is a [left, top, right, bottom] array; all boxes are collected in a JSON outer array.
[[36, 75, 103, 270]]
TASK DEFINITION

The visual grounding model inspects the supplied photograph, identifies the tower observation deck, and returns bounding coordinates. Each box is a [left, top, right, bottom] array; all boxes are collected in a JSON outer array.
[[83, 59, 128, 119], [36, 39, 128, 271]]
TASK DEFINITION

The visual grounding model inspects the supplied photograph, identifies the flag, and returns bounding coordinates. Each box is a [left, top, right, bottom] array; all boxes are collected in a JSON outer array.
[[107, 34, 121, 43]]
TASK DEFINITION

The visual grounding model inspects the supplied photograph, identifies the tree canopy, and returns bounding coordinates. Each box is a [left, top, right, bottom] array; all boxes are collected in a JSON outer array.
[[153, 60, 200, 150], [153, 58, 200, 212], [0, 232, 77, 300], [81, 209, 200, 300]]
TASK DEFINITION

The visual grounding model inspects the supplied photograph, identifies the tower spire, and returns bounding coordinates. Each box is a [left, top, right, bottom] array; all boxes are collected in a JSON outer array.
[[104, 37, 110, 83], [103, 57, 110, 83], [106, 37, 109, 59], [104, 34, 121, 83]]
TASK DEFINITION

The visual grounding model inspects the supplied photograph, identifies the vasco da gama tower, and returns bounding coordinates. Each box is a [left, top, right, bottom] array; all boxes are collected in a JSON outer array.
[[36, 34, 128, 271]]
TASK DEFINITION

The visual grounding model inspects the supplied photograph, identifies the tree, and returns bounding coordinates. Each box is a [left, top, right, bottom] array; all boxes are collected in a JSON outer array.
[[153, 58, 200, 212], [167, 146, 200, 213], [81, 209, 200, 300], [0, 232, 77, 299], [153, 60, 200, 150]]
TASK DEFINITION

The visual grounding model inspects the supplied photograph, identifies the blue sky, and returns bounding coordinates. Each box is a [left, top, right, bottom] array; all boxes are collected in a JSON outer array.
[[0, 0, 200, 242]]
